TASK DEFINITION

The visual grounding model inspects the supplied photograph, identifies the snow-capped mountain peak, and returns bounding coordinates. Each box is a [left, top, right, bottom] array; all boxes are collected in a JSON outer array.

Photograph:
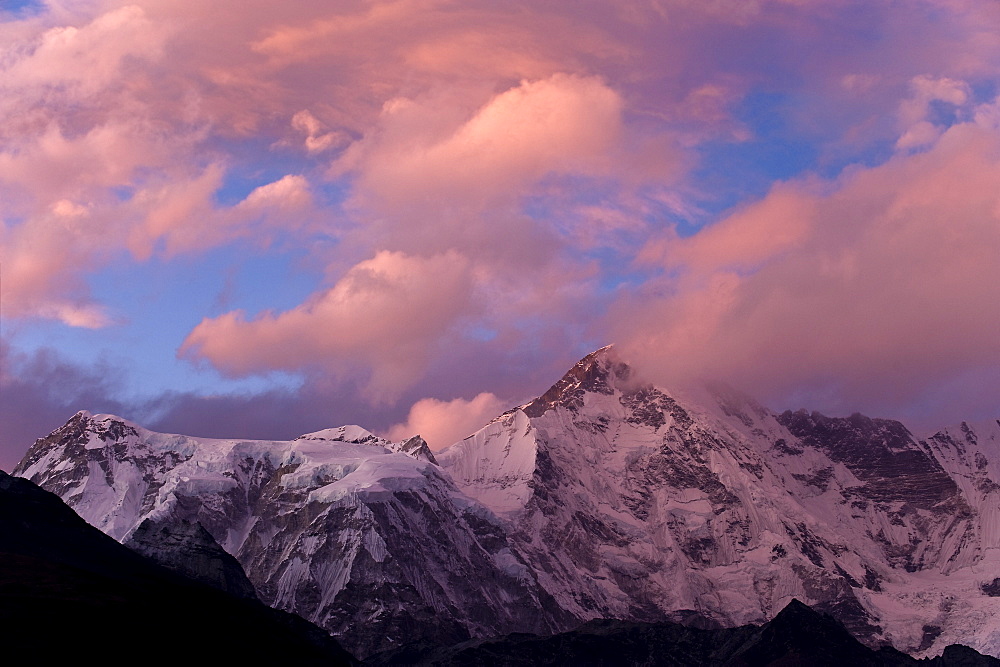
[[295, 424, 386, 445], [436, 350, 1000, 657], [13, 350, 1000, 658]]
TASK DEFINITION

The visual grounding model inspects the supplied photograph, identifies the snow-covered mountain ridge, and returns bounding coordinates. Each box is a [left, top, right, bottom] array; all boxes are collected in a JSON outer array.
[[14, 347, 1000, 658]]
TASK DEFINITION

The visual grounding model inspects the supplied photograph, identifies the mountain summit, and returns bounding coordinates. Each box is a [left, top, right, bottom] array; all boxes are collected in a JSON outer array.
[[442, 347, 1000, 657]]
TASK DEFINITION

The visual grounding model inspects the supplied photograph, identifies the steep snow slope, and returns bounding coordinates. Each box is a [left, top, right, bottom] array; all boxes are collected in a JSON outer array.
[[437, 347, 1000, 657], [14, 412, 569, 658]]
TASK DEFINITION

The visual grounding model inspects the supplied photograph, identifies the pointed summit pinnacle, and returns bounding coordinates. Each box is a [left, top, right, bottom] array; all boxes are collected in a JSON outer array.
[[522, 345, 631, 417]]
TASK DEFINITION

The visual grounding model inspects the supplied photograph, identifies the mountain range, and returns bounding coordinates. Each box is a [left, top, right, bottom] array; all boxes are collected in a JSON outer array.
[[12, 346, 1000, 660]]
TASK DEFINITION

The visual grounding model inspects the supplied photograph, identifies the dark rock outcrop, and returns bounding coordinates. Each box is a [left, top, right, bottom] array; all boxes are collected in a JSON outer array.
[[124, 516, 259, 600], [777, 411, 963, 509], [368, 599, 999, 666]]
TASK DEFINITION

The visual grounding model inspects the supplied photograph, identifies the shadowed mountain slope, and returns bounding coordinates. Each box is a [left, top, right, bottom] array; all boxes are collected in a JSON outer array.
[[366, 599, 999, 667], [0, 470, 356, 665]]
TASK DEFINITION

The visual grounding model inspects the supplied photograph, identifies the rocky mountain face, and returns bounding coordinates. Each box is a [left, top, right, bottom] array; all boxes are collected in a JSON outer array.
[[124, 516, 260, 600], [13, 347, 1000, 658], [438, 348, 1000, 657]]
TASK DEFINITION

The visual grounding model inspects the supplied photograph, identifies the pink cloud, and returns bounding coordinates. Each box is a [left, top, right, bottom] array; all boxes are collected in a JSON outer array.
[[0, 156, 312, 325], [125, 164, 226, 260], [385, 392, 509, 450], [0, 3, 636, 329], [0, 5, 166, 102], [0, 2, 323, 326], [615, 107, 1000, 415], [181, 250, 476, 398], [0, 192, 120, 325], [249, 1, 624, 84], [639, 184, 818, 274], [1, 0, 844, 332], [0, 121, 165, 200], [337, 73, 624, 208], [896, 75, 971, 150], [290, 111, 345, 154]]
